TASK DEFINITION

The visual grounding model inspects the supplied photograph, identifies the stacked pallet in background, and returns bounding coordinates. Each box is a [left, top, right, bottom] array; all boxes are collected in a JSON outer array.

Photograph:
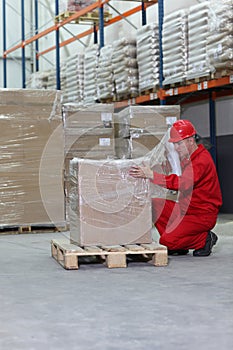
[[97, 45, 115, 102], [207, 0, 233, 77], [0, 89, 65, 229], [186, 1, 211, 81], [114, 105, 180, 159], [112, 37, 139, 100], [69, 157, 152, 246], [162, 10, 188, 86], [83, 44, 99, 105], [63, 53, 84, 103], [136, 23, 160, 93]]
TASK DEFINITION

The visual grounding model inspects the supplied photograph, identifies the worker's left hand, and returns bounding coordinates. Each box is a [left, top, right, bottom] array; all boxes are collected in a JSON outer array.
[[129, 165, 153, 179]]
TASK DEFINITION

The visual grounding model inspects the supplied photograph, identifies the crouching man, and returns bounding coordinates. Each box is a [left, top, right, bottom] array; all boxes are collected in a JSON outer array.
[[129, 120, 222, 257]]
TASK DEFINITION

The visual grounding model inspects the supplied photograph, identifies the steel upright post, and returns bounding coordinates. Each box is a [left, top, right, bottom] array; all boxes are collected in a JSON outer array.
[[55, 0, 61, 90], [99, 3, 104, 48], [21, 0, 26, 88], [35, 0, 39, 71], [3, 0, 7, 87], [158, 0, 165, 105], [209, 92, 217, 164], [141, 1, 147, 26]]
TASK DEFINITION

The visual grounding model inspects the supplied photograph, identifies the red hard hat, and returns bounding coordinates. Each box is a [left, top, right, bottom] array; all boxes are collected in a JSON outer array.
[[169, 120, 196, 143]]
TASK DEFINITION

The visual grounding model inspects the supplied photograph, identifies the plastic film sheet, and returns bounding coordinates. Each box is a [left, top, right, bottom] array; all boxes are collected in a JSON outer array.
[[0, 89, 65, 227]]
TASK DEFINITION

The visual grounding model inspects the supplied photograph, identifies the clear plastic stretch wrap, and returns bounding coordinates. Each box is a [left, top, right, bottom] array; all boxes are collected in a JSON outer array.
[[136, 23, 160, 93], [162, 10, 188, 85], [207, 0, 233, 72], [69, 158, 153, 246], [63, 53, 84, 103], [83, 44, 99, 105], [112, 37, 139, 99], [96, 45, 115, 101], [67, 106, 180, 246], [0, 89, 65, 227], [114, 105, 180, 160], [68, 124, 182, 246], [186, 1, 212, 80]]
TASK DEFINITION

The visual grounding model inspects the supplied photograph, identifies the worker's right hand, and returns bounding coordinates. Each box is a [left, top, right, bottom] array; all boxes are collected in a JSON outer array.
[[129, 165, 153, 179]]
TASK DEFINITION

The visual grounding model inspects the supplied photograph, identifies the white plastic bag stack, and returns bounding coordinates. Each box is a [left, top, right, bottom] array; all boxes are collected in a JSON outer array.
[[64, 53, 84, 103], [26, 71, 49, 89], [207, 0, 233, 74], [186, 1, 212, 80], [136, 23, 160, 93], [162, 10, 188, 86], [83, 44, 99, 105], [96, 45, 115, 101], [112, 37, 139, 100]]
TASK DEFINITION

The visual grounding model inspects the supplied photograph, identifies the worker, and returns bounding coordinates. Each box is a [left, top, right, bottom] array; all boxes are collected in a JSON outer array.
[[129, 120, 222, 257]]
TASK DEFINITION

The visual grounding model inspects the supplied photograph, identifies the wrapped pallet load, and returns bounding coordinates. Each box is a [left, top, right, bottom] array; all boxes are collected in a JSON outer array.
[[0, 89, 65, 229], [69, 157, 153, 246], [112, 37, 139, 100], [136, 23, 160, 93], [162, 9, 188, 86], [207, 0, 233, 76], [63, 53, 84, 103], [186, 1, 212, 81], [83, 44, 99, 105], [97, 45, 115, 102]]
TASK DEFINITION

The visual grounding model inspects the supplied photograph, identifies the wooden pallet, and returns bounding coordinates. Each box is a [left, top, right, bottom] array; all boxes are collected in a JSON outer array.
[[140, 86, 159, 96], [185, 74, 211, 85], [210, 69, 233, 80], [0, 224, 68, 235], [51, 239, 168, 269], [55, 10, 112, 24]]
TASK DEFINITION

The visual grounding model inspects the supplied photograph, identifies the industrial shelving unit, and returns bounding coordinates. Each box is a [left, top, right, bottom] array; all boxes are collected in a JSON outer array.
[[2, 0, 233, 163]]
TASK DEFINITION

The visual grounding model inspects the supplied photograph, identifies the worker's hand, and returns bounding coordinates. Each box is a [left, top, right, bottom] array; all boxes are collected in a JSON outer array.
[[129, 165, 153, 179]]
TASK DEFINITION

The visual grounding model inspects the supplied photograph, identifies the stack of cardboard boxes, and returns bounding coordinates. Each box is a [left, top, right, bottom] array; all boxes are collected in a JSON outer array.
[[65, 104, 180, 246]]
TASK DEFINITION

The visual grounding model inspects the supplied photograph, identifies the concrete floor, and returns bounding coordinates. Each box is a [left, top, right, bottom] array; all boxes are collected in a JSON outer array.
[[0, 214, 232, 350]]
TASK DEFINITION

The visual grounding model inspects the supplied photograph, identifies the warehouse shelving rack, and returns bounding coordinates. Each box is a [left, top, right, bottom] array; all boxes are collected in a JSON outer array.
[[2, 0, 233, 162], [2, 0, 157, 89]]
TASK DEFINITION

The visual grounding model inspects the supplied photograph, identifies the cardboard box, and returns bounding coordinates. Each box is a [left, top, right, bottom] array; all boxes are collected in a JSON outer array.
[[114, 105, 180, 159], [69, 158, 153, 246], [0, 89, 65, 227]]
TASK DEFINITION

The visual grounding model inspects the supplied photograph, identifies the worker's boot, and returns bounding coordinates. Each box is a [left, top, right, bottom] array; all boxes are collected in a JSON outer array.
[[193, 231, 218, 257]]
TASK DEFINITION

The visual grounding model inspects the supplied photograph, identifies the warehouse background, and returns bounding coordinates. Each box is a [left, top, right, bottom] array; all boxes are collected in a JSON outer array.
[[0, 0, 232, 212]]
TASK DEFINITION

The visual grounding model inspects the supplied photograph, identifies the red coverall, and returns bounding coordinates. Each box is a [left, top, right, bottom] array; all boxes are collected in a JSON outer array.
[[151, 144, 222, 250]]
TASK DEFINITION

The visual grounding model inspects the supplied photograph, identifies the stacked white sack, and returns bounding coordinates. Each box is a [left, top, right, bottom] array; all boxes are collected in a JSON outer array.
[[207, 0, 233, 73], [186, 1, 211, 80], [97, 45, 115, 101], [112, 37, 139, 99], [64, 53, 84, 103], [26, 71, 50, 89], [162, 10, 188, 86], [136, 23, 160, 93], [83, 44, 99, 105]]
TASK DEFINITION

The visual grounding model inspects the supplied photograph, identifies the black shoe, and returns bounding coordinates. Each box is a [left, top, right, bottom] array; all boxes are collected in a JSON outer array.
[[168, 249, 189, 256], [193, 231, 218, 257]]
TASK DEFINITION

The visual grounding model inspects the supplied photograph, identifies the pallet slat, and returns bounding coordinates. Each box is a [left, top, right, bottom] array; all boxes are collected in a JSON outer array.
[[51, 239, 168, 270]]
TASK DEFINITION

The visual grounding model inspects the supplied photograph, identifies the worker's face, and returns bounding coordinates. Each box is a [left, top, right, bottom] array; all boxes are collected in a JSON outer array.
[[173, 138, 192, 159]]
